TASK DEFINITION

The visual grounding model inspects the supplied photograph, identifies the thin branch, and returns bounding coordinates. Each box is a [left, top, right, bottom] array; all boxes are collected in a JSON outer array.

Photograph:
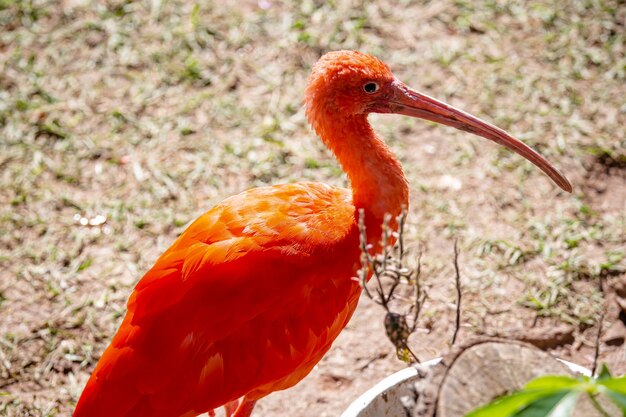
[[357, 209, 375, 301], [397, 211, 407, 264], [355, 209, 428, 364], [405, 344, 420, 363], [410, 250, 424, 333], [385, 212, 408, 305], [592, 276, 605, 376], [451, 239, 462, 346], [378, 214, 391, 308]]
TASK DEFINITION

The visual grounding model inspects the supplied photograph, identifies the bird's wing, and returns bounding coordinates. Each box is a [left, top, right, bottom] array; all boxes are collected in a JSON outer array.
[[74, 182, 358, 417], [129, 182, 355, 321]]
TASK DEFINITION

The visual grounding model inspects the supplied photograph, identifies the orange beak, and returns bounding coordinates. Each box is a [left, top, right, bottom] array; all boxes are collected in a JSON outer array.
[[387, 80, 572, 193]]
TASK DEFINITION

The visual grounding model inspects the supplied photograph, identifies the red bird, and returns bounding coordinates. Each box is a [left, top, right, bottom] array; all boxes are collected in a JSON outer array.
[[73, 51, 571, 417]]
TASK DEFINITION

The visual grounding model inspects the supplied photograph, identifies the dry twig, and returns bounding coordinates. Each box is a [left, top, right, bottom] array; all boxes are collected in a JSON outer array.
[[592, 276, 606, 376], [357, 209, 426, 363], [451, 239, 462, 346]]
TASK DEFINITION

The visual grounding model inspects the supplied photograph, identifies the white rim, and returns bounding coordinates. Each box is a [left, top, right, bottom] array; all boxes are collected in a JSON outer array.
[[558, 359, 591, 377], [340, 358, 441, 417], [341, 357, 590, 417]]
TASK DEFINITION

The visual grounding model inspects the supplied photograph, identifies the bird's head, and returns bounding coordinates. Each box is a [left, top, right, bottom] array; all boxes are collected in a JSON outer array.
[[305, 50, 395, 116], [305, 50, 572, 193]]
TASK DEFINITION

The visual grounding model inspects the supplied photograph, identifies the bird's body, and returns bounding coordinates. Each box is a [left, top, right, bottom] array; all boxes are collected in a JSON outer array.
[[74, 51, 570, 417], [74, 182, 379, 417]]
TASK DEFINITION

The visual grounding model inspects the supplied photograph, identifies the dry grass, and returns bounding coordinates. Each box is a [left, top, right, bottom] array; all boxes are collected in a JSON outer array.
[[1, 0, 625, 415]]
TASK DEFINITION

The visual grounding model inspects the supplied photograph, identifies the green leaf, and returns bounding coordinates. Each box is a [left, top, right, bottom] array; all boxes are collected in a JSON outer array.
[[465, 382, 584, 417], [514, 391, 575, 417], [595, 366, 626, 415], [525, 375, 580, 391], [190, 3, 200, 28], [465, 390, 561, 417], [599, 376, 626, 395], [545, 392, 580, 417], [78, 258, 93, 272], [598, 388, 626, 414], [597, 364, 613, 381]]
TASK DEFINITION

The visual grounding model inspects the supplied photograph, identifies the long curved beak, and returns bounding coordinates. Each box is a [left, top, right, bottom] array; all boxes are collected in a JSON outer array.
[[388, 80, 572, 193]]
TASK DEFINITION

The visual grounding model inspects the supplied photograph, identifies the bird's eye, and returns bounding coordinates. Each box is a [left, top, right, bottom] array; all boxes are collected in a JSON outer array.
[[363, 82, 379, 94]]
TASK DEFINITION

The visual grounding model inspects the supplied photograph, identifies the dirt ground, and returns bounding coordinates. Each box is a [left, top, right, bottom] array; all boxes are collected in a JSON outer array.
[[1, 0, 625, 416]]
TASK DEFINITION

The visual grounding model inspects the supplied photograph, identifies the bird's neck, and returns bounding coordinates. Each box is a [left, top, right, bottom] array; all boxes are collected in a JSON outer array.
[[315, 113, 409, 239]]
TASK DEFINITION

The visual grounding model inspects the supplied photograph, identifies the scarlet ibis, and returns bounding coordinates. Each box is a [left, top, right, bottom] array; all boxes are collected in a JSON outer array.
[[73, 51, 571, 417]]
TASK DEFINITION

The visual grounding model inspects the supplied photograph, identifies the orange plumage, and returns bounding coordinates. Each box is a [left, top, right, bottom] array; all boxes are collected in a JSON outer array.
[[74, 51, 570, 417]]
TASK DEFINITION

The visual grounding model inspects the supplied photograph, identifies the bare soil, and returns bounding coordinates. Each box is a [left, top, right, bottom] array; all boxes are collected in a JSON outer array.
[[1, 0, 624, 416]]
